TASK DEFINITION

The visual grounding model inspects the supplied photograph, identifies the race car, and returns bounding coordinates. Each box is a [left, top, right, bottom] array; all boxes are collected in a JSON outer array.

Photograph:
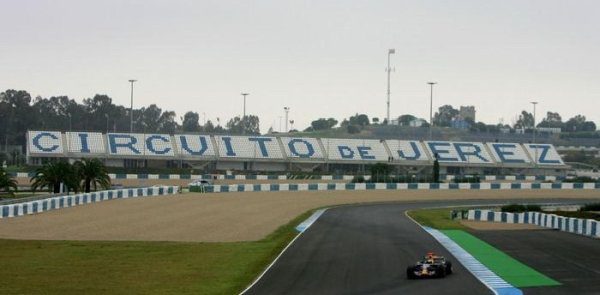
[[406, 252, 453, 279]]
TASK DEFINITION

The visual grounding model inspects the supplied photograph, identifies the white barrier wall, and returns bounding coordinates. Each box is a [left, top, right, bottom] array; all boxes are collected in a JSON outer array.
[[467, 209, 600, 238], [0, 186, 180, 219]]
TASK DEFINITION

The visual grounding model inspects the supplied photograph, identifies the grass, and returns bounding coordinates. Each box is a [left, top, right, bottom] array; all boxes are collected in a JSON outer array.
[[407, 208, 467, 230], [409, 208, 560, 288], [0, 210, 314, 294], [442, 230, 560, 287]]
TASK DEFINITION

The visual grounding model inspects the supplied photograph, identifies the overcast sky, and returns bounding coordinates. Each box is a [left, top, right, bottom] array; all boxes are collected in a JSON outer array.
[[1, 0, 599, 133]]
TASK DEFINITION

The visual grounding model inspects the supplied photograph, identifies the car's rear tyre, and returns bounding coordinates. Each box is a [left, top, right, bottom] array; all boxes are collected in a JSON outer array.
[[436, 266, 446, 278], [445, 262, 453, 275]]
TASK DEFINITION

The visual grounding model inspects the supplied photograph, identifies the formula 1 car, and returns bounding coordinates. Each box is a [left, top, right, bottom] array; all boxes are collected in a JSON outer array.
[[406, 252, 453, 279]]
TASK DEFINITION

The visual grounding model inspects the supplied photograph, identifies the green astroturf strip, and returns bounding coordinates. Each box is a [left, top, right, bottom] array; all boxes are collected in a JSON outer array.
[[441, 230, 560, 288]]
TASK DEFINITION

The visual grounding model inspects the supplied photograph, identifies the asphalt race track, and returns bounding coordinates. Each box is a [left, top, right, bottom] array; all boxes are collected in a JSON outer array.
[[244, 199, 596, 295], [473, 229, 600, 295]]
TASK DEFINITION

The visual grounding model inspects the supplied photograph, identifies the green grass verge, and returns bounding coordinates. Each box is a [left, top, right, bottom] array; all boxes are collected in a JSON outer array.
[[0, 210, 314, 294], [407, 208, 467, 230], [442, 230, 561, 287]]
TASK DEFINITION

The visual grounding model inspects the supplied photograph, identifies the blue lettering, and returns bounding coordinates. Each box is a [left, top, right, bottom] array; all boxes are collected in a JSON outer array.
[[77, 133, 90, 153], [357, 146, 375, 160], [221, 137, 236, 156], [338, 146, 354, 159], [530, 144, 561, 164], [108, 134, 140, 154], [492, 144, 525, 163], [32, 132, 60, 152], [427, 142, 458, 161], [146, 135, 171, 155], [453, 143, 488, 162], [397, 142, 421, 160], [248, 137, 272, 157], [288, 139, 315, 158], [179, 136, 208, 156]]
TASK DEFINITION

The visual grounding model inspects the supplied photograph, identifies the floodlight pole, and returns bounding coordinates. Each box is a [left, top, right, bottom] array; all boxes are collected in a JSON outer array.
[[386, 49, 395, 124], [129, 79, 137, 133], [531, 101, 538, 171], [284, 107, 290, 133], [428, 82, 437, 140]]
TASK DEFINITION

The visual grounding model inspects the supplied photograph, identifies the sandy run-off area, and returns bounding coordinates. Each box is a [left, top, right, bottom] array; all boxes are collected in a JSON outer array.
[[0, 190, 598, 242]]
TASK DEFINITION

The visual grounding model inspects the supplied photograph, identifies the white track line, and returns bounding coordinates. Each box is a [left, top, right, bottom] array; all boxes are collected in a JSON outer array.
[[239, 209, 328, 294]]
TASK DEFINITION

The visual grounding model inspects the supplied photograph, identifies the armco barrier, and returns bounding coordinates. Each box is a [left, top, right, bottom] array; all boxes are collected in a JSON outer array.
[[0, 186, 180, 219], [467, 209, 600, 239], [192, 182, 600, 193]]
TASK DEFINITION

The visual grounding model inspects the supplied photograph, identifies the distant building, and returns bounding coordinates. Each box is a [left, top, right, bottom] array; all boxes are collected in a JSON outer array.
[[459, 106, 476, 122], [537, 127, 562, 134], [451, 118, 471, 130], [409, 118, 427, 127]]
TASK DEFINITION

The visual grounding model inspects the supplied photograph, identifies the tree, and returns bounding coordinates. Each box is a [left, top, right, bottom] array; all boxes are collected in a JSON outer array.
[[226, 115, 260, 134], [182, 111, 201, 132], [74, 159, 111, 193], [310, 118, 338, 131], [348, 114, 370, 127], [565, 115, 596, 132], [397, 114, 417, 126], [372, 117, 380, 124], [30, 161, 78, 194], [433, 158, 440, 183], [370, 163, 392, 182], [514, 110, 534, 129], [0, 167, 17, 196], [433, 105, 459, 127], [346, 124, 361, 134], [538, 112, 564, 129]]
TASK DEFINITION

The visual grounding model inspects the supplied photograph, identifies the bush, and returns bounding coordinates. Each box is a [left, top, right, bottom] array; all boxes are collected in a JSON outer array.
[[452, 176, 481, 183], [562, 176, 597, 183], [351, 176, 365, 183], [501, 204, 542, 213], [580, 203, 600, 212]]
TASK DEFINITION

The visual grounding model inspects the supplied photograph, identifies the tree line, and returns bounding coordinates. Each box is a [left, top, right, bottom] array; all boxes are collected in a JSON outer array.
[[0, 89, 261, 151], [305, 105, 597, 134]]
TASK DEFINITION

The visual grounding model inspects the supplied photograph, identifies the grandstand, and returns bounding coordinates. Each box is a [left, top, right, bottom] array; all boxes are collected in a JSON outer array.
[[26, 131, 568, 175]]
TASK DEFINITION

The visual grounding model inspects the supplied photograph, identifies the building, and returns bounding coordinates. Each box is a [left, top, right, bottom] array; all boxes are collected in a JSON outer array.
[[459, 106, 476, 122]]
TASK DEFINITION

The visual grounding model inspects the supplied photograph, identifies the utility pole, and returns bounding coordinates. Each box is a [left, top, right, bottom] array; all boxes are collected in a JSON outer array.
[[427, 82, 437, 140], [129, 79, 137, 133], [386, 49, 395, 124], [284, 107, 290, 132]]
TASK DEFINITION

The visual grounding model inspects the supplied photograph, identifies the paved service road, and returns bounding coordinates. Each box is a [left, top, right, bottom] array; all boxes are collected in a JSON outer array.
[[244, 199, 594, 295]]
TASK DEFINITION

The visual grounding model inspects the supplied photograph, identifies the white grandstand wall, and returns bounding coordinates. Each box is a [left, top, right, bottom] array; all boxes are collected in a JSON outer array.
[[26, 131, 569, 173]]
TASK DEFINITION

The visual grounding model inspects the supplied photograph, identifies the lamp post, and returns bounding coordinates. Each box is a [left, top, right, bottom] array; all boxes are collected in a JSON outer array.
[[129, 79, 137, 133], [241, 93, 249, 118], [284, 107, 290, 133], [105, 114, 109, 134], [427, 82, 437, 140], [531, 101, 538, 170], [386, 49, 395, 124], [279, 116, 282, 132]]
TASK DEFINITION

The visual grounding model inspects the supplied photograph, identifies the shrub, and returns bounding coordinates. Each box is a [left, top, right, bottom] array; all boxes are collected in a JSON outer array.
[[351, 176, 365, 183], [501, 204, 542, 213], [580, 203, 600, 212]]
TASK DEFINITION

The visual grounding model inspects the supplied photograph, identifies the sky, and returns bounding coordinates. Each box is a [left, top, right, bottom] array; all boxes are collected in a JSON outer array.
[[1, 0, 599, 133]]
